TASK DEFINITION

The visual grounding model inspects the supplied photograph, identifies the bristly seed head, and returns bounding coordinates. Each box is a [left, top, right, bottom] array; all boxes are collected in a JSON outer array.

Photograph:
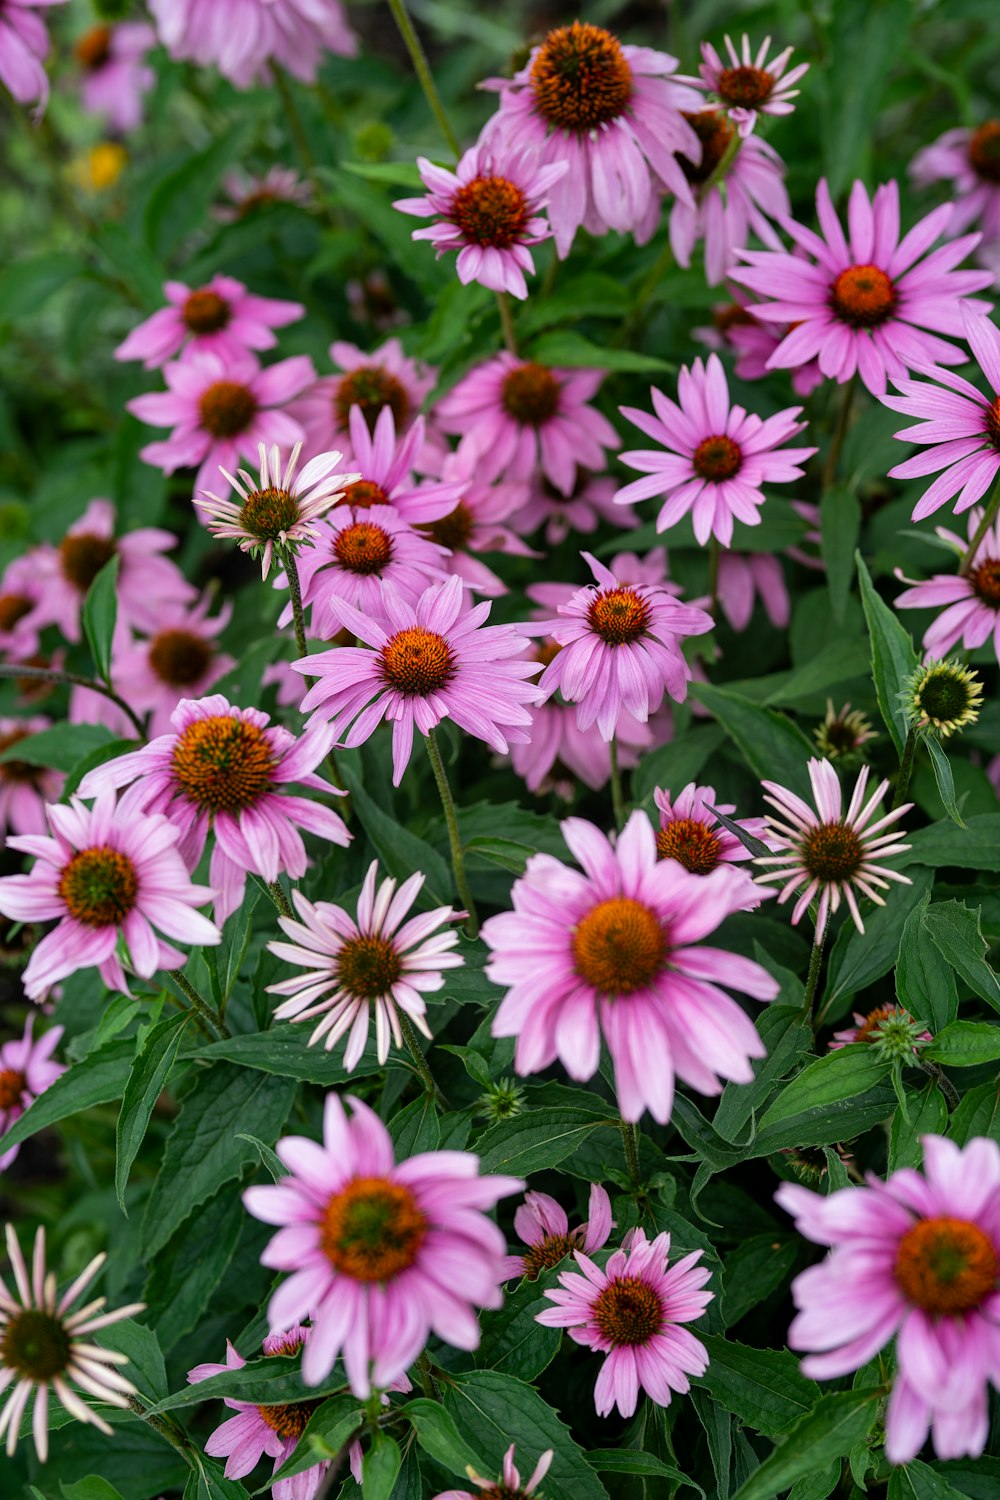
[[0, 1067, 26, 1110], [334, 933, 402, 998], [971, 555, 1000, 602], [335, 366, 410, 433], [333, 520, 394, 574], [148, 629, 214, 687], [0, 729, 43, 786], [829, 265, 896, 329], [983, 397, 1000, 452], [656, 817, 722, 874], [74, 24, 112, 69], [182, 289, 231, 334], [379, 626, 456, 696], [0, 594, 32, 633], [680, 111, 737, 186], [59, 533, 117, 591], [572, 896, 666, 995], [801, 821, 865, 883], [523, 1232, 576, 1278], [814, 701, 876, 765], [968, 121, 1000, 185], [171, 715, 276, 814], [529, 22, 633, 133], [0, 1308, 73, 1381], [240, 486, 301, 540], [426, 501, 474, 552], [692, 434, 742, 481], [894, 1216, 998, 1316], [256, 1399, 322, 1440], [320, 1175, 427, 1282], [593, 1276, 664, 1345], [450, 176, 530, 248], [905, 658, 984, 737], [716, 65, 775, 109], [198, 380, 258, 438], [57, 845, 139, 926], [587, 586, 651, 645], [501, 363, 561, 425]]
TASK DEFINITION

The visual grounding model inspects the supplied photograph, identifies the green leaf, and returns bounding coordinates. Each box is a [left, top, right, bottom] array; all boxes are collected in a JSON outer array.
[[268, 1395, 363, 1482], [856, 551, 918, 754], [42, 1420, 187, 1499], [905, 814, 1000, 871], [475, 1108, 613, 1176], [61, 1478, 128, 1500], [388, 1095, 440, 1157], [631, 725, 726, 803], [116, 1011, 191, 1214], [889, 1084, 947, 1172], [756, 1047, 892, 1137], [948, 1081, 1000, 1146], [889, 1459, 971, 1500], [0, 722, 120, 772], [82, 554, 120, 685], [342, 159, 424, 189], [0, 253, 80, 322], [924, 901, 1000, 1014], [821, 489, 861, 625], [0, 1037, 134, 1156], [476, 1272, 561, 1380], [762, 639, 870, 709], [527, 329, 673, 372], [363, 1434, 401, 1500], [823, 867, 934, 1007], [721, 1236, 799, 1326], [695, 1336, 819, 1437], [337, 757, 452, 905], [236, 1133, 288, 1180], [186, 1459, 252, 1500], [145, 1187, 244, 1347], [925, 735, 966, 827], [691, 682, 813, 799], [96, 1318, 167, 1403], [712, 1003, 812, 1146], [403, 1397, 486, 1476], [730, 1390, 880, 1500], [923, 1020, 1000, 1067], [516, 273, 629, 336], [588, 1450, 703, 1492], [148, 1354, 341, 1413], [895, 894, 958, 1032], [145, 133, 247, 257], [464, 836, 536, 874], [925, 1458, 1000, 1499], [196, 1029, 382, 1085]]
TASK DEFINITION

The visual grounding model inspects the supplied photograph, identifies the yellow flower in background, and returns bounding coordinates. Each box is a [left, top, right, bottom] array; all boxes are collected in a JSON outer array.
[[71, 141, 128, 193]]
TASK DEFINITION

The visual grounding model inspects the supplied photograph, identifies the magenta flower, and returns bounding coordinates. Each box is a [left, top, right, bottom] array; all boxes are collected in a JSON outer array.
[[110, 594, 235, 739], [670, 114, 790, 286], [116, 275, 305, 371], [434, 1445, 553, 1500], [0, 792, 220, 998], [128, 348, 314, 495], [297, 575, 543, 787], [148, 0, 356, 88], [732, 179, 994, 396], [881, 309, 1000, 521], [912, 122, 1000, 245], [716, 297, 824, 398], [0, 0, 66, 116], [217, 165, 312, 220], [0, 555, 46, 661], [695, 35, 808, 137], [615, 354, 816, 546], [293, 506, 449, 634], [421, 449, 538, 597], [309, 404, 461, 528], [536, 1227, 713, 1417], [291, 338, 436, 456], [395, 144, 568, 298], [484, 811, 777, 1123], [267, 859, 462, 1066], [777, 1135, 1000, 1464], [654, 782, 767, 874], [243, 1093, 522, 1396], [896, 506, 1000, 661], [75, 21, 155, 132], [511, 469, 636, 546], [755, 758, 912, 941], [436, 353, 619, 496], [481, 21, 702, 259], [510, 691, 656, 798], [501, 1184, 613, 1281], [525, 552, 712, 740], [717, 552, 790, 631], [78, 694, 350, 926], [0, 1013, 64, 1172], [0, 716, 63, 836]]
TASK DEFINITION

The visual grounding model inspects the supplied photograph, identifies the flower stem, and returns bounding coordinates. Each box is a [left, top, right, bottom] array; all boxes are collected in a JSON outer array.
[[387, 0, 461, 159], [126, 1396, 195, 1466], [822, 374, 857, 491], [609, 736, 626, 833], [272, 65, 318, 180], [960, 474, 1000, 571], [892, 727, 918, 810], [615, 236, 674, 347], [0, 662, 145, 740], [619, 1115, 642, 1187], [282, 549, 310, 665], [708, 535, 721, 619], [168, 969, 230, 1040], [399, 1011, 446, 1105], [425, 728, 479, 937], [267, 879, 294, 920], [919, 1059, 961, 1112], [802, 927, 826, 1025], [497, 291, 518, 355], [417, 1350, 440, 1400]]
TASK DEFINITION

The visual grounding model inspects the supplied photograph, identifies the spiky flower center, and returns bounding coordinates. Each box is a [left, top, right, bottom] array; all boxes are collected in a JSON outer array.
[[971, 556, 1000, 604], [830, 265, 896, 329], [149, 629, 213, 687], [74, 25, 112, 69], [257, 1399, 322, 1440], [198, 380, 257, 438], [529, 23, 633, 133], [0, 729, 40, 785], [915, 670, 977, 725], [968, 121, 1000, 185], [0, 1068, 26, 1111], [501, 363, 561, 426], [341, 480, 390, 508], [983, 398, 1000, 451], [693, 435, 742, 481], [335, 366, 410, 434], [60, 532, 117, 591], [801, 821, 864, 882], [335, 933, 403, 998], [657, 817, 722, 874], [717, 65, 775, 109], [379, 627, 456, 696], [427, 501, 474, 551], [853, 1004, 905, 1044], [240, 487, 300, 540], [320, 1175, 427, 1282], [815, 706, 873, 759], [0, 594, 31, 632], [450, 175, 530, 248], [894, 1216, 997, 1315], [171, 715, 276, 814], [183, 290, 231, 334], [523, 1233, 576, 1279], [681, 111, 737, 185], [593, 1276, 664, 1346], [58, 846, 139, 926], [573, 897, 666, 995], [333, 521, 394, 574], [478, 1484, 532, 1500], [587, 586, 651, 645], [0, 1308, 72, 1381]]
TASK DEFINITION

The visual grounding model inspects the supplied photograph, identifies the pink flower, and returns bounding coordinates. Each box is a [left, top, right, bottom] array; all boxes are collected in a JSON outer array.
[[731, 178, 994, 397], [510, 469, 636, 546], [912, 122, 1000, 245], [291, 338, 436, 457], [880, 309, 1000, 521], [670, 114, 790, 286], [75, 22, 155, 132], [0, 716, 63, 836], [776, 1134, 1000, 1464], [297, 575, 543, 787], [829, 1005, 931, 1051], [116, 276, 305, 370], [0, 792, 220, 998], [0, 555, 46, 660], [510, 691, 656, 798], [78, 694, 349, 927], [717, 552, 790, 631], [148, 0, 356, 89], [435, 354, 619, 496], [0, 1013, 64, 1172], [110, 595, 235, 738], [722, 299, 824, 398], [484, 810, 777, 1123], [434, 1445, 553, 1500], [128, 348, 315, 495], [695, 35, 809, 137], [755, 758, 912, 942], [501, 1184, 613, 1280], [243, 1093, 522, 1396], [895, 506, 1000, 661], [615, 354, 816, 546], [217, 165, 312, 220], [0, 0, 67, 116], [480, 21, 702, 259], [311, 405, 460, 529], [536, 1227, 713, 1417], [267, 859, 462, 1066], [654, 782, 767, 874], [419, 448, 537, 597], [395, 144, 567, 298], [524, 552, 712, 740]]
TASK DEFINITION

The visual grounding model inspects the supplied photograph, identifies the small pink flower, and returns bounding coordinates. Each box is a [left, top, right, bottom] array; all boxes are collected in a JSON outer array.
[[615, 353, 816, 546], [912, 122, 1000, 246], [435, 354, 619, 496], [110, 595, 235, 739], [721, 299, 824, 398], [148, 0, 356, 89], [0, 792, 220, 998], [243, 1093, 522, 1396], [717, 552, 790, 631], [654, 782, 767, 874], [0, 1013, 64, 1172], [536, 1227, 713, 1417], [0, 0, 67, 116], [510, 692, 656, 798], [434, 1444, 553, 1500], [291, 338, 436, 458], [217, 165, 312, 221], [420, 448, 538, 597], [0, 716, 63, 836], [732, 178, 994, 397], [75, 21, 155, 132], [510, 469, 637, 546], [116, 275, 305, 371], [670, 114, 790, 286], [0, 556, 46, 660], [484, 810, 777, 1124], [776, 1134, 1000, 1464], [501, 1184, 613, 1280], [829, 1005, 931, 1050], [312, 405, 461, 527], [695, 35, 809, 137], [895, 505, 1000, 662]]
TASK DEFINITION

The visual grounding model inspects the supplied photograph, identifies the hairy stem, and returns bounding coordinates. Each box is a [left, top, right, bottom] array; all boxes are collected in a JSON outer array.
[[425, 728, 479, 937], [267, 879, 294, 920], [619, 1115, 642, 1188], [822, 374, 857, 491], [497, 291, 519, 354], [282, 549, 310, 664], [125, 1396, 195, 1466], [387, 0, 461, 158], [168, 968, 230, 1040], [399, 1010, 446, 1105], [0, 662, 145, 740], [609, 736, 626, 833], [919, 1058, 961, 1112], [892, 727, 918, 810], [802, 927, 826, 1025]]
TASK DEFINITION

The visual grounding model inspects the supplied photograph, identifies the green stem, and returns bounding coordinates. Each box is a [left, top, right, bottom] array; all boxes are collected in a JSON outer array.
[[893, 727, 918, 810], [267, 879, 294, 920], [425, 729, 479, 937], [619, 1115, 642, 1188], [387, 0, 461, 158], [919, 1059, 960, 1112], [272, 64, 318, 179], [708, 536, 721, 619], [615, 236, 674, 347], [125, 1396, 196, 1467], [822, 374, 857, 492], [399, 1010, 446, 1104], [0, 662, 145, 740], [283, 549, 310, 665], [960, 474, 1000, 571], [168, 969, 230, 1040], [497, 291, 518, 354], [417, 1351, 440, 1400], [609, 736, 626, 833], [802, 927, 826, 1025]]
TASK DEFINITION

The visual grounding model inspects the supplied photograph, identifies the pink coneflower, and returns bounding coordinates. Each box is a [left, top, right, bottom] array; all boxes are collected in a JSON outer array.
[[128, 348, 314, 495], [527, 546, 678, 613], [912, 123, 1000, 245], [291, 338, 436, 457], [895, 507, 1000, 661], [0, 1014, 64, 1172], [0, 717, 63, 836], [481, 21, 702, 259], [0, 1224, 144, 1460], [435, 354, 618, 496], [754, 758, 912, 942], [615, 354, 815, 546], [148, 0, 356, 88], [243, 1093, 521, 1396], [696, 35, 808, 137], [501, 1184, 613, 1280], [111, 595, 235, 739], [75, 22, 155, 132], [420, 449, 537, 597], [524, 552, 712, 740], [670, 114, 790, 286], [777, 1134, 1000, 1463], [116, 275, 305, 370], [829, 1004, 931, 1051], [536, 1228, 712, 1417], [78, 694, 350, 926], [510, 690, 656, 799], [435, 1445, 554, 1500], [654, 782, 767, 874], [881, 309, 1000, 521], [814, 700, 878, 766], [217, 165, 312, 221], [484, 810, 777, 1123], [719, 298, 825, 398], [510, 469, 636, 545], [0, 792, 220, 998], [0, 0, 67, 116], [731, 179, 994, 397], [313, 405, 461, 527], [297, 575, 543, 786], [0, 556, 46, 660], [266, 859, 462, 1066], [717, 551, 790, 631]]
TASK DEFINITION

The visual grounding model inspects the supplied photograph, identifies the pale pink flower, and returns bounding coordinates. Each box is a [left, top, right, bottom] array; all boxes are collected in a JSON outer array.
[[501, 1184, 613, 1280], [484, 810, 777, 1124], [717, 552, 790, 631], [615, 353, 815, 546], [420, 448, 537, 597], [0, 716, 63, 836], [732, 178, 994, 396], [243, 1093, 522, 1396], [0, 0, 66, 116], [912, 122, 1000, 246], [148, 0, 356, 89], [509, 469, 637, 545], [722, 300, 824, 397], [670, 114, 790, 286], [290, 337, 436, 457], [75, 22, 155, 132], [777, 1134, 1000, 1464], [110, 596, 235, 739], [0, 792, 219, 998], [829, 1004, 931, 1051], [217, 165, 312, 221], [654, 782, 767, 874], [0, 1014, 64, 1171], [510, 691, 656, 798], [434, 1445, 553, 1500], [0, 556, 46, 660], [536, 1227, 712, 1417], [895, 506, 1000, 661], [695, 35, 808, 137], [116, 275, 304, 370]]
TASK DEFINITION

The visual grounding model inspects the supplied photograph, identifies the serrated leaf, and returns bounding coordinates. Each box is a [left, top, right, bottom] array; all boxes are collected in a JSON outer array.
[[403, 1397, 486, 1476], [145, 1187, 244, 1347], [889, 1084, 948, 1172], [856, 552, 918, 754], [0, 1038, 134, 1156], [721, 1236, 799, 1327], [923, 1020, 1000, 1067], [388, 1095, 440, 1156], [822, 867, 934, 1008], [821, 489, 860, 625], [924, 901, 1000, 1014], [95, 1318, 167, 1403], [905, 814, 1000, 870], [61, 1478, 128, 1500], [632, 725, 726, 803], [925, 735, 966, 827], [475, 1108, 613, 1176], [268, 1395, 363, 1483], [82, 554, 120, 685], [464, 836, 535, 873], [895, 894, 958, 1032], [196, 1029, 382, 1084], [729, 1390, 880, 1500], [476, 1272, 561, 1380], [588, 1449, 703, 1492], [337, 756, 451, 905], [695, 1336, 819, 1437], [888, 1459, 970, 1500], [148, 1354, 342, 1414], [528, 329, 673, 372], [116, 1011, 191, 1213], [236, 1133, 288, 1180]]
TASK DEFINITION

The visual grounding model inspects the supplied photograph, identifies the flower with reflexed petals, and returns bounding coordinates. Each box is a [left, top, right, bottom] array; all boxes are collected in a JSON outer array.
[[148, 0, 356, 89], [292, 504, 449, 633], [0, 716, 64, 837], [654, 782, 767, 874], [0, 1014, 64, 1172], [115, 274, 303, 370], [896, 504, 1000, 662], [434, 1444, 554, 1500], [291, 337, 435, 456], [501, 1184, 613, 1281], [912, 121, 1000, 246], [0, 0, 68, 117], [671, 112, 790, 286], [695, 34, 809, 138], [813, 700, 877, 766], [904, 658, 983, 737], [0, 1224, 144, 1460]]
